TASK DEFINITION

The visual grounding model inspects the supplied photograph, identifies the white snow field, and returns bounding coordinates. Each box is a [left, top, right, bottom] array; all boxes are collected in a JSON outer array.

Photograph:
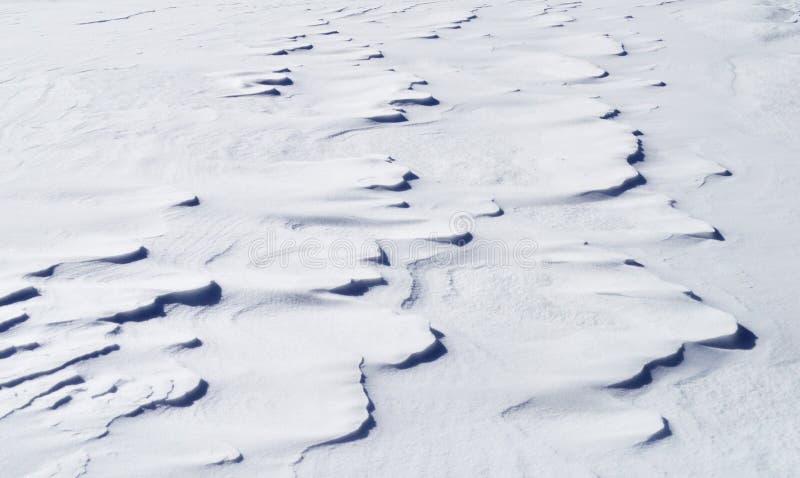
[[1, 0, 798, 475]]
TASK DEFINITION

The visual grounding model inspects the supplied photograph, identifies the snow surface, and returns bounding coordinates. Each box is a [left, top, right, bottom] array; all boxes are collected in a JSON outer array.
[[0, 0, 798, 476]]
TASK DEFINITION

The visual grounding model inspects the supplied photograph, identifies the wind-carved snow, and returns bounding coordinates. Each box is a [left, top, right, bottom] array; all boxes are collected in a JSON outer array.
[[0, 0, 782, 475]]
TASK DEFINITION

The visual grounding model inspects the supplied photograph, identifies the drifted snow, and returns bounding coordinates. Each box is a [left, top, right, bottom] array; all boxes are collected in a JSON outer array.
[[0, 0, 798, 476]]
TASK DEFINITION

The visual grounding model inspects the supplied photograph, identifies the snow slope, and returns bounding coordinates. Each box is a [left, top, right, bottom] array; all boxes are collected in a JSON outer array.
[[0, 0, 797, 476]]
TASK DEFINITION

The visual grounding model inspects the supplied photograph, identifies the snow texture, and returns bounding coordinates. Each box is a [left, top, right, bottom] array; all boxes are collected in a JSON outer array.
[[0, 0, 798, 475]]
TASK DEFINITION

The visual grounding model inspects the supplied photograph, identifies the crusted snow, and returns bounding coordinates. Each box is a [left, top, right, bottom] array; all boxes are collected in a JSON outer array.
[[0, 0, 798, 476]]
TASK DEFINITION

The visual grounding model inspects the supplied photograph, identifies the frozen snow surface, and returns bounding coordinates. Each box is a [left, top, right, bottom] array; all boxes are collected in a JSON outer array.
[[1, 0, 799, 475]]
